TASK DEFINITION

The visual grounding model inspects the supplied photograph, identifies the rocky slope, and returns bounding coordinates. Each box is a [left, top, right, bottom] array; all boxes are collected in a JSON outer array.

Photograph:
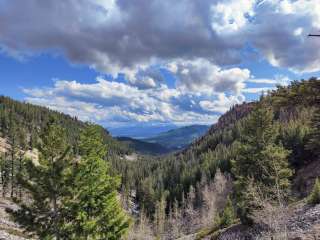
[[191, 201, 320, 240], [0, 199, 29, 240]]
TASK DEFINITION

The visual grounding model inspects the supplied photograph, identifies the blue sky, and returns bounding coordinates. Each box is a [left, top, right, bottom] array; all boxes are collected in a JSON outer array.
[[0, 0, 320, 131]]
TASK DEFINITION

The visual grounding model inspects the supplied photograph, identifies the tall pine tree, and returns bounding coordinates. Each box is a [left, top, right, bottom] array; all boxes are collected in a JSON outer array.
[[64, 125, 131, 239], [10, 119, 72, 239], [232, 107, 292, 224], [307, 108, 320, 158], [306, 79, 320, 158]]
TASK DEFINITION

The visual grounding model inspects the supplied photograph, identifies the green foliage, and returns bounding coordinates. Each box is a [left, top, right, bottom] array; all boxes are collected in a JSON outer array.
[[0, 95, 130, 155], [217, 197, 236, 228], [0, 153, 10, 197], [232, 108, 292, 224], [154, 193, 168, 237], [64, 125, 131, 239], [280, 113, 312, 167], [307, 107, 320, 158], [10, 123, 130, 239], [10, 120, 72, 239], [3, 78, 320, 233], [117, 136, 171, 155], [308, 178, 320, 205]]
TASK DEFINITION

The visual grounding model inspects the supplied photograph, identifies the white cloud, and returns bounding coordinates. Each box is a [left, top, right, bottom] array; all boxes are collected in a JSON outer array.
[[3, 0, 320, 127], [23, 76, 223, 126], [246, 75, 291, 86], [167, 58, 250, 95], [242, 87, 273, 93], [199, 93, 245, 113], [1, 0, 320, 77], [210, 0, 255, 34], [22, 61, 293, 126], [248, 0, 320, 73]]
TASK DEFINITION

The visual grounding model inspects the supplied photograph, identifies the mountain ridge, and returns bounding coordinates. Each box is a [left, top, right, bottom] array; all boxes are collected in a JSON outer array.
[[144, 124, 210, 150], [116, 136, 171, 155]]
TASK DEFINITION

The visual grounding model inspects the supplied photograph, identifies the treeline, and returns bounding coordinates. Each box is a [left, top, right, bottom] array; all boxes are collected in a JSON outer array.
[[0, 96, 132, 200], [0, 96, 129, 154]]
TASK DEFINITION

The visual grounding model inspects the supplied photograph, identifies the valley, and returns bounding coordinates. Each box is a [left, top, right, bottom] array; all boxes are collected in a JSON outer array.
[[1, 78, 320, 239], [116, 125, 210, 155]]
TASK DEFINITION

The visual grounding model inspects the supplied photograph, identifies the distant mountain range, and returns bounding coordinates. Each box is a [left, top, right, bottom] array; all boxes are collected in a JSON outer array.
[[116, 137, 171, 155], [116, 124, 210, 155], [108, 124, 177, 139], [144, 124, 210, 150]]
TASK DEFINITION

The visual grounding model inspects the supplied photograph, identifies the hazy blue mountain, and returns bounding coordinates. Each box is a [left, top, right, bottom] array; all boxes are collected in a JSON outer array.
[[109, 124, 177, 139], [116, 137, 171, 155], [144, 124, 210, 150]]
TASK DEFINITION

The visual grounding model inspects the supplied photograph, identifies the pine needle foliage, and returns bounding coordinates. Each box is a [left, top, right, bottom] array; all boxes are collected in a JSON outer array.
[[10, 119, 72, 239], [64, 125, 131, 239]]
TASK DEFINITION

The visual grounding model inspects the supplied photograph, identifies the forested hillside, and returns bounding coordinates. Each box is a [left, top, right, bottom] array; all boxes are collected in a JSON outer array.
[[123, 78, 320, 239], [0, 97, 136, 239], [1, 78, 320, 239], [116, 137, 171, 155], [0, 96, 129, 156]]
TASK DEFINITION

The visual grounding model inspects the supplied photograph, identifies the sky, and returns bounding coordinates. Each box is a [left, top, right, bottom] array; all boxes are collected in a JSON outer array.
[[0, 0, 320, 132]]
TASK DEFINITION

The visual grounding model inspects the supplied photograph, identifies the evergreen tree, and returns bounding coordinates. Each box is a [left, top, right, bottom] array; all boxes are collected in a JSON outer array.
[[10, 120, 72, 239], [64, 125, 131, 239], [232, 108, 292, 224], [8, 117, 18, 198], [17, 127, 27, 200], [308, 178, 320, 205], [154, 194, 167, 238], [0, 152, 10, 197], [218, 197, 236, 228], [307, 107, 320, 158]]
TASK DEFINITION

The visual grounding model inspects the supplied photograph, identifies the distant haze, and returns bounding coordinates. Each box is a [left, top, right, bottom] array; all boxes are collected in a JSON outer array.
[[108, 124, 178, 139]]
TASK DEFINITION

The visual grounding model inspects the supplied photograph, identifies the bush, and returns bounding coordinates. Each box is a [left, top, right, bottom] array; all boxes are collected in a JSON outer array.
[[308, 178, 320, 205], [218, 197, 236, 228]]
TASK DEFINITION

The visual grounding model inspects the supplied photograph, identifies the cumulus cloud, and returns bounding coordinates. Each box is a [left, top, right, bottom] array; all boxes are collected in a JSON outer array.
[[248, 0, 320, 73], [1, 0, 320, 126], [23, 77, 222, 126], [199, 93, 245, 113], [167, 58, 250, 94], [0, 0, 246, 75], [246, 75, 291, 86], [22, 66, 291, 126], [210, 0, 255, 34], [1, 0, 319, 76]]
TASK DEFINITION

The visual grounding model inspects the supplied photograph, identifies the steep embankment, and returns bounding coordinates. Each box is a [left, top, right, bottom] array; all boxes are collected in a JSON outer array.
[[186, 102, 255, 155], [174, 79, 320, 239]]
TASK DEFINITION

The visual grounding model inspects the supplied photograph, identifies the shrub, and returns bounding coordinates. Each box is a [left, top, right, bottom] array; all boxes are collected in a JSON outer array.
[[218, 197, 236, 228], [308, 178, 320, 205]]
